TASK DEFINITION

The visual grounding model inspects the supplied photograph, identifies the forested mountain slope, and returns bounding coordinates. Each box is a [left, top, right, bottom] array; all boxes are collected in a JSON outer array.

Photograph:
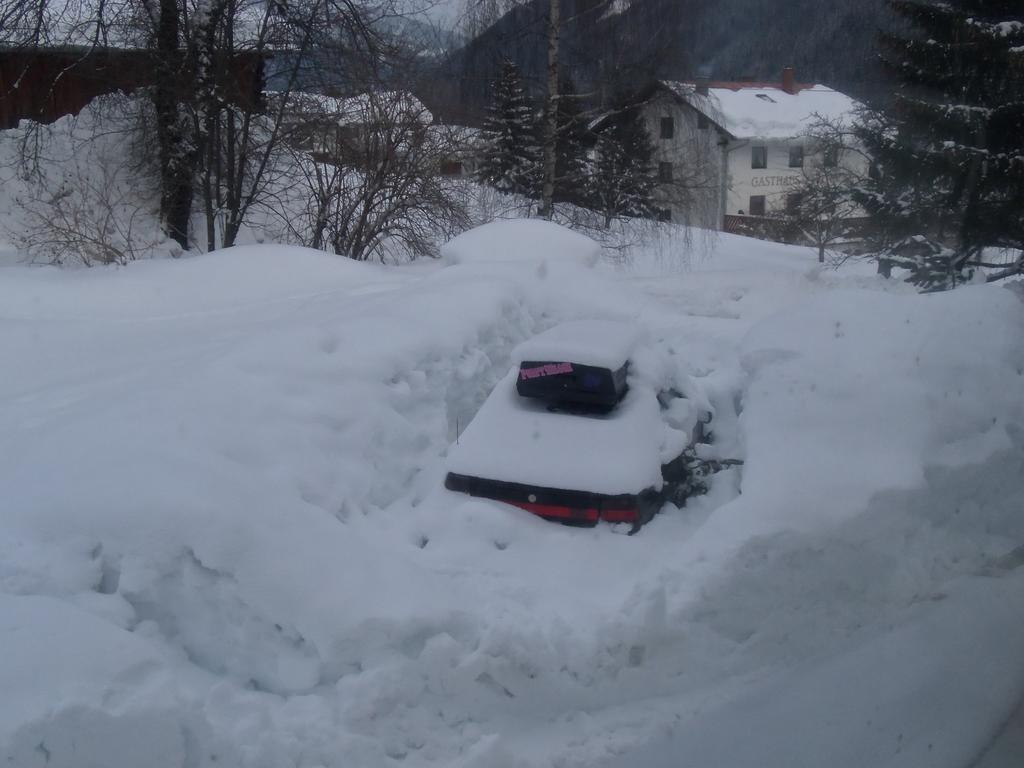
[[427, 0, 892, 122]]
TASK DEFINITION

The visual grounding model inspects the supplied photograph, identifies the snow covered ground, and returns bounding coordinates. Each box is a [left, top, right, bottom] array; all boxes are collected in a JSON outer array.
[[1, 222, 1022, 768]]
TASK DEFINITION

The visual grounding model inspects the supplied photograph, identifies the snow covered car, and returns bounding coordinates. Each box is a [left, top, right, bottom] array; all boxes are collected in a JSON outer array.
[[444, 320, 711, 531]]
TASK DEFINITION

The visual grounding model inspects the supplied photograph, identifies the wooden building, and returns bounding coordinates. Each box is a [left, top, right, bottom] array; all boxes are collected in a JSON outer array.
[[0, 45, 263, 129]]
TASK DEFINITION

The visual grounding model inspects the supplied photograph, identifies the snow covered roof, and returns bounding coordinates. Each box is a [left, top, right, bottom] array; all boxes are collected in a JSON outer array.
[[658, 79, 860, 141]]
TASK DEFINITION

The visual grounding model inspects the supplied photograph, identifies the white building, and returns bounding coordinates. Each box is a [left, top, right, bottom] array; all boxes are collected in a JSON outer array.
[[634, 69, 866, 232]]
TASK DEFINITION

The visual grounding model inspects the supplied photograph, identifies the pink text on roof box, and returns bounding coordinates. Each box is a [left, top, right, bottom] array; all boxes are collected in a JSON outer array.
[[519, 362, 575, 380]]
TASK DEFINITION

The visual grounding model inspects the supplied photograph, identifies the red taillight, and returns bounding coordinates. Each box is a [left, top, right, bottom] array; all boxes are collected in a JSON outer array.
[[507, 500, 600, 523], [504, 500, 637, 524], [599, 508, 639, 523]]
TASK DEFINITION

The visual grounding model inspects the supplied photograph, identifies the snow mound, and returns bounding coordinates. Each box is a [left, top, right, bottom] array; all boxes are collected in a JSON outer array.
[[0, 595, 185, 768], [0, 243, 385, 321], [601, 573, 1024, 768], [441, 218, 603, 268], [732, 284, 1024, 535], [0, 98, 174, 267], [2, 222, 1023, 768]]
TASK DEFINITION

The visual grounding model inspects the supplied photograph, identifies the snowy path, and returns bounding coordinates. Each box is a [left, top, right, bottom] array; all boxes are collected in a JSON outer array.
[[1, 241, 1022, 768]]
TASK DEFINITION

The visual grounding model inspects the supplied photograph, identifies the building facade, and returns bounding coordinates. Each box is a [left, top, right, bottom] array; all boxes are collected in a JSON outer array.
[[635, 70, 866, 234], [637, 88, 728, 230]]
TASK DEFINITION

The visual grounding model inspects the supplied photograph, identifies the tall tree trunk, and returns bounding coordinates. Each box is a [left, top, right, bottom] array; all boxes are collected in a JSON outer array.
[[203, 110, 218, 251], [222, 108, 243, 249], [154, 0, 193, 249], [539, 0, 559, 220]]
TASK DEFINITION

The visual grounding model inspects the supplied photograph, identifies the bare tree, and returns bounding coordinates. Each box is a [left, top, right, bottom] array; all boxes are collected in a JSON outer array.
[[15, 159, 159, 266], [2, 0, 401, 252], [273, 91, 469, 261], [186, 0, 389, 251], [782, 116, 870, 263]]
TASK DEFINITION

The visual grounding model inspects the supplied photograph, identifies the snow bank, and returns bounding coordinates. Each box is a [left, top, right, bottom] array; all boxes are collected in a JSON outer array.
[[601, 573, 1024, 768], [1, 221, 1023, 768], [0, 244, 389, 320], [582, 280, 1024, 766], [0, 230, 678, 766], [0, 245, 546, 705], [0, 594, 186, 768], [713, 283, 1024, 545], [441, 218, 603, 268], [0, 98, 173, 266]]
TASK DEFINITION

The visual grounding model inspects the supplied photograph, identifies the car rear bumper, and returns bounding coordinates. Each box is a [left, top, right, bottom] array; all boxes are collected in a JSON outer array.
[[444, 471, 644, 525]]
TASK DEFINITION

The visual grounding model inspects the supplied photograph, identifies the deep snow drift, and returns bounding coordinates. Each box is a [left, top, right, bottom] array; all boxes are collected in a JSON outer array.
[[1, 225, 1023, 768]]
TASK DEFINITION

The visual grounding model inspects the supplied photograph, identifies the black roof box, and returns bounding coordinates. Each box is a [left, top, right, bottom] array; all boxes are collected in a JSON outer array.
[[512, 320, 642, 409], [516, 359, 628, 409]]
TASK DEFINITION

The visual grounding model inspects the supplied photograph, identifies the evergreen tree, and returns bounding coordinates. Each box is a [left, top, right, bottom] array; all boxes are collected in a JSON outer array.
[[855, 0, 1024, 288], [588, 107, 656, 227], [476, 60, 542, 198], [552, 78, 592, 206]]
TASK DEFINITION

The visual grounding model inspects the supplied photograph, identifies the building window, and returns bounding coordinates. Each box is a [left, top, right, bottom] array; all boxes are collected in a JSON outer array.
[[660, 116, 674, 139], [658, 162, 674, 183], [748, 195, 766, 216], [786, 192, 803, 214], [697, 113, 709, 130], [656, 208, 672, 222], [440, 160, 463, 176], [868, 162, 881, 180], [751, 145, 767, 169], [823, 145, 838, 168], [789, 144, 804, 168]]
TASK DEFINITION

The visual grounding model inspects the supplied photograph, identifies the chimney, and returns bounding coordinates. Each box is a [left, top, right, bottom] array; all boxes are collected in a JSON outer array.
[[695, 76, 710, 96], [781, 66, 797, 95]]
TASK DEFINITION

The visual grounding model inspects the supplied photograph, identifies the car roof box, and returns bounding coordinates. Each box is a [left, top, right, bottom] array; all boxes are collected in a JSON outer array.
[[513, 320, 643, 409], [516, 359, 628, 408]]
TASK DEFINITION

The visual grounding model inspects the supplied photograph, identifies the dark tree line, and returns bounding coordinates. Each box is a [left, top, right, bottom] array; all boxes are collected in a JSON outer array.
[[855, 0, 1024, 288], [476, 59, 542, 196], [476, 59, 655, 226], [428, 0, 894, 121]]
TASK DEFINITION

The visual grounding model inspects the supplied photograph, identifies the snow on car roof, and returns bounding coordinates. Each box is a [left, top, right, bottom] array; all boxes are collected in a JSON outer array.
[[446, 369, 665, 496], [512, 319, 646, 370], [441, 219, 603, 267]]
